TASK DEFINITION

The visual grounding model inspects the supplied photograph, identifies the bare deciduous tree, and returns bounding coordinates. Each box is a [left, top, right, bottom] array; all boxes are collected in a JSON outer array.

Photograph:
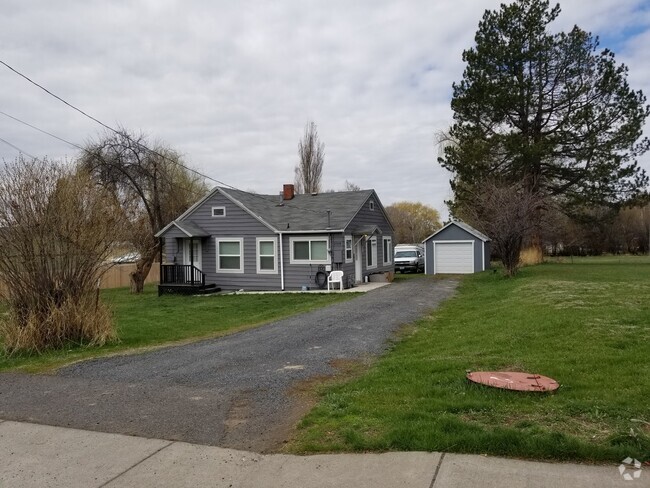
[[294, 121, 324, 194], [457, 180, 546, 276], [0, 158, 122, 354], [344, 180, 361, 191], [80, 129, 208, 293]]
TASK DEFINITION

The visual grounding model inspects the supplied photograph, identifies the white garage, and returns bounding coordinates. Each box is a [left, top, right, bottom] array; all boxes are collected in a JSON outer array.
[[423, 221, 491, 275]]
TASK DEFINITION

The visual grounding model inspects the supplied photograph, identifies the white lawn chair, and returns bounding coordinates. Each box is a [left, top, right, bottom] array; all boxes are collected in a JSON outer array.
[[327, 270, 344, 291]]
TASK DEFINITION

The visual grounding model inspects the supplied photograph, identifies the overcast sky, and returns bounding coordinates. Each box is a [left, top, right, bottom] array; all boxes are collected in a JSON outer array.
[[1, 0, 649, 218]]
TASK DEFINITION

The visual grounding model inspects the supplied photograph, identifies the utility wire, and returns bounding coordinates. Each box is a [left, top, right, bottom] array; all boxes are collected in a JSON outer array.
[[0, 135, 36, 160], [0, 110, 205, 196], [0, 59, 229, 188], [0, 110, 85, 151], [0, 59, 331, 217]]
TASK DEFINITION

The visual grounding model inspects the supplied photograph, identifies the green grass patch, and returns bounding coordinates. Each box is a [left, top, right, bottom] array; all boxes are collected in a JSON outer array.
[[290, 256, 650, 462], [0, 286, 354, 372]]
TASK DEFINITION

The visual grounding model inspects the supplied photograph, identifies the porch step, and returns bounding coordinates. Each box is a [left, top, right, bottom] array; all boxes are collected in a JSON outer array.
[[158, 283, 221, 296], [195, 284, 221, 295]]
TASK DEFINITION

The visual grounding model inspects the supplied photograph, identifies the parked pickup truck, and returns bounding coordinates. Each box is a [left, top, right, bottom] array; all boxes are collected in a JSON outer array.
[[394, 245, 424, 273]]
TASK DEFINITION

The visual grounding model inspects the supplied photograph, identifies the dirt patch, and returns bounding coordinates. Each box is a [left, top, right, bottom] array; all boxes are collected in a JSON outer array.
[[217, 359, 374, 454], [275, 358, 374, 453], [294, 358, 373, 394], [223, 392, 253, 433], [219, 389, 319, 453], [220, 391, 297, 453]]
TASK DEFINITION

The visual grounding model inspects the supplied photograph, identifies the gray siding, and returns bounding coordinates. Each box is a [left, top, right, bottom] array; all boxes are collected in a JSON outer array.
[[179, 190, 281, 291], [280, 233, 346, 290], [484, 241, 491, 270], [424, 239, 434, 274], [344, 194, 395, 281], [424, 224, 489, 274], [163, 227, 190, 263]]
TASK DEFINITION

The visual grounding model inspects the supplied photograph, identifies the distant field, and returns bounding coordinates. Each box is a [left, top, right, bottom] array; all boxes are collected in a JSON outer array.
[[290, 256, 650, 462]]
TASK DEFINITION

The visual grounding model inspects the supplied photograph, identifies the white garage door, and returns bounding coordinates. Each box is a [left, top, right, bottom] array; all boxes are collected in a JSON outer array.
[[435, 242, 474, 274]]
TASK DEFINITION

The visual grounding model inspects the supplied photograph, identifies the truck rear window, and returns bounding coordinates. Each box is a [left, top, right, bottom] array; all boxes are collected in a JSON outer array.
[[395, 251, 417, 258]]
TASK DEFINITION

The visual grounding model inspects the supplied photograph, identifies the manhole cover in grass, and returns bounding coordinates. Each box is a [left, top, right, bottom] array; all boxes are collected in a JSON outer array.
[[467, 371, 559, 392]]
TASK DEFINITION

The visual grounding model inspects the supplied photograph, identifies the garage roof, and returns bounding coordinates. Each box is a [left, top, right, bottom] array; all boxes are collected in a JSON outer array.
[[422, 220, 490, 242]]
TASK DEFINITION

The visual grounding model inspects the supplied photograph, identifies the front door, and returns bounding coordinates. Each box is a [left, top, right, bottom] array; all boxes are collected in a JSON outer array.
[[183, 239, 202, 271], [354, 239, 363, 283]]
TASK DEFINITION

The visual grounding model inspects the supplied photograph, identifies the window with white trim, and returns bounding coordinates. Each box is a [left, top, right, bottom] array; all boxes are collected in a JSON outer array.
[[366, 236, 377, 269], [212, 206, 226, 217], [382, 237, 392, 265], [369, 200, 375, 211], [256, 238, 277, 274], [344, 236, 353, 263], [290, 237, 330, 264], [216, 238, 243, 273]]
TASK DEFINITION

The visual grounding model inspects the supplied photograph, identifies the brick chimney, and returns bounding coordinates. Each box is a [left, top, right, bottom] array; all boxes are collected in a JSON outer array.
[[283, 184, 295, 200]]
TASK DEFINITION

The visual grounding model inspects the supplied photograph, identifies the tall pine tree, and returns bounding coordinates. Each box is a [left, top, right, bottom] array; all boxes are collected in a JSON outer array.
[[441, 0, 649, 218]]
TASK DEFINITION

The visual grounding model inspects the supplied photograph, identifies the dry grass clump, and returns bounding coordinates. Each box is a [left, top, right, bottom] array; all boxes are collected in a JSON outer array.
[[519, 246, 544, 265], [0, 294, 115, 354]]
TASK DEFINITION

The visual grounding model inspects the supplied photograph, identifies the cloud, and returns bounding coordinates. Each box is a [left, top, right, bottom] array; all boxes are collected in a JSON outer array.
[[0, 0, 648, 219]]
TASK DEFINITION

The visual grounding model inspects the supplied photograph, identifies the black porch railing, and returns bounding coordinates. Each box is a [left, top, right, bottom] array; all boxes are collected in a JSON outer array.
[[160, 264, 205, 287]]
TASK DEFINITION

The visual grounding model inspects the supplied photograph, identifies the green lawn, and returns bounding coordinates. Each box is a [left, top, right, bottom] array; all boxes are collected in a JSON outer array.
[[290, 257, 650, 462], [0, 286, 354, 372]]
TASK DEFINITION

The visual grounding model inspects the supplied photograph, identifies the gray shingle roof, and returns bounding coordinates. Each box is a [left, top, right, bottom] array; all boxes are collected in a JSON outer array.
[[174, 221, 210, 237], [221, 188, 375, 232], [154, 220, 209, 238], [422, 220, 491, 242]]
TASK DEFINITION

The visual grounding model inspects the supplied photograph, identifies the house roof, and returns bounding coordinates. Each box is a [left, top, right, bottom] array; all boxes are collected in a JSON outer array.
[[348, 224, 383, 236], [422, 220, 490, 243], [155, 220, 210, 238], [157, 186, 392, 237], [219, 188, 378, 232]]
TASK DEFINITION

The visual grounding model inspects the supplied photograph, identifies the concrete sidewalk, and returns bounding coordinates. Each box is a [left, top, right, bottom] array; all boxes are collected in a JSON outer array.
[[0, 421, 643, 488]]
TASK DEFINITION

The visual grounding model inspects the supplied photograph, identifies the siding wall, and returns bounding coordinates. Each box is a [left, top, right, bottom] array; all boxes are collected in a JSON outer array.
[[424, 224, 489, 274], [166, 190, 281, 291], [279, 233, 342, 290], [344, 195, 395, 281], [163, 227, 190, 264], [483, 242, 491, 270]]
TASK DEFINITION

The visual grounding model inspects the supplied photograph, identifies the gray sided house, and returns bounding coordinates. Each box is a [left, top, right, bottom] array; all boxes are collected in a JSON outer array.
[[422, 221, 490, 274], [155, 185, 395, 293]]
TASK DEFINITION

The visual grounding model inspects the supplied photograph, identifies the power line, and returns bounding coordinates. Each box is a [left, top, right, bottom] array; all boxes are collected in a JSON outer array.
[[0, 110, 85, 151], [0, 110, 204, 195], [0, 59, 330, 217], [0, 110, 209, 198], [0, 135, 36, 160], [0, 59, 229, 189]]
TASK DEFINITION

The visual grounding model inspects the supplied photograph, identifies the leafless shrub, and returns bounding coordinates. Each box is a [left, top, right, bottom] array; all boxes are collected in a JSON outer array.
[[457, 179, 546, 277], [0, 157, 122, 355]]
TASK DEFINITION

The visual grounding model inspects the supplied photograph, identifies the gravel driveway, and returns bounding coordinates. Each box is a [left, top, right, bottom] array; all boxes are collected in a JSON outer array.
[[0, 278, 458, 451]]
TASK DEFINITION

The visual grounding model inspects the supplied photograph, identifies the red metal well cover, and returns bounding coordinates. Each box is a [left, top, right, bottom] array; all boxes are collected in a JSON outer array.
[[466, 371, 559, 392]]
